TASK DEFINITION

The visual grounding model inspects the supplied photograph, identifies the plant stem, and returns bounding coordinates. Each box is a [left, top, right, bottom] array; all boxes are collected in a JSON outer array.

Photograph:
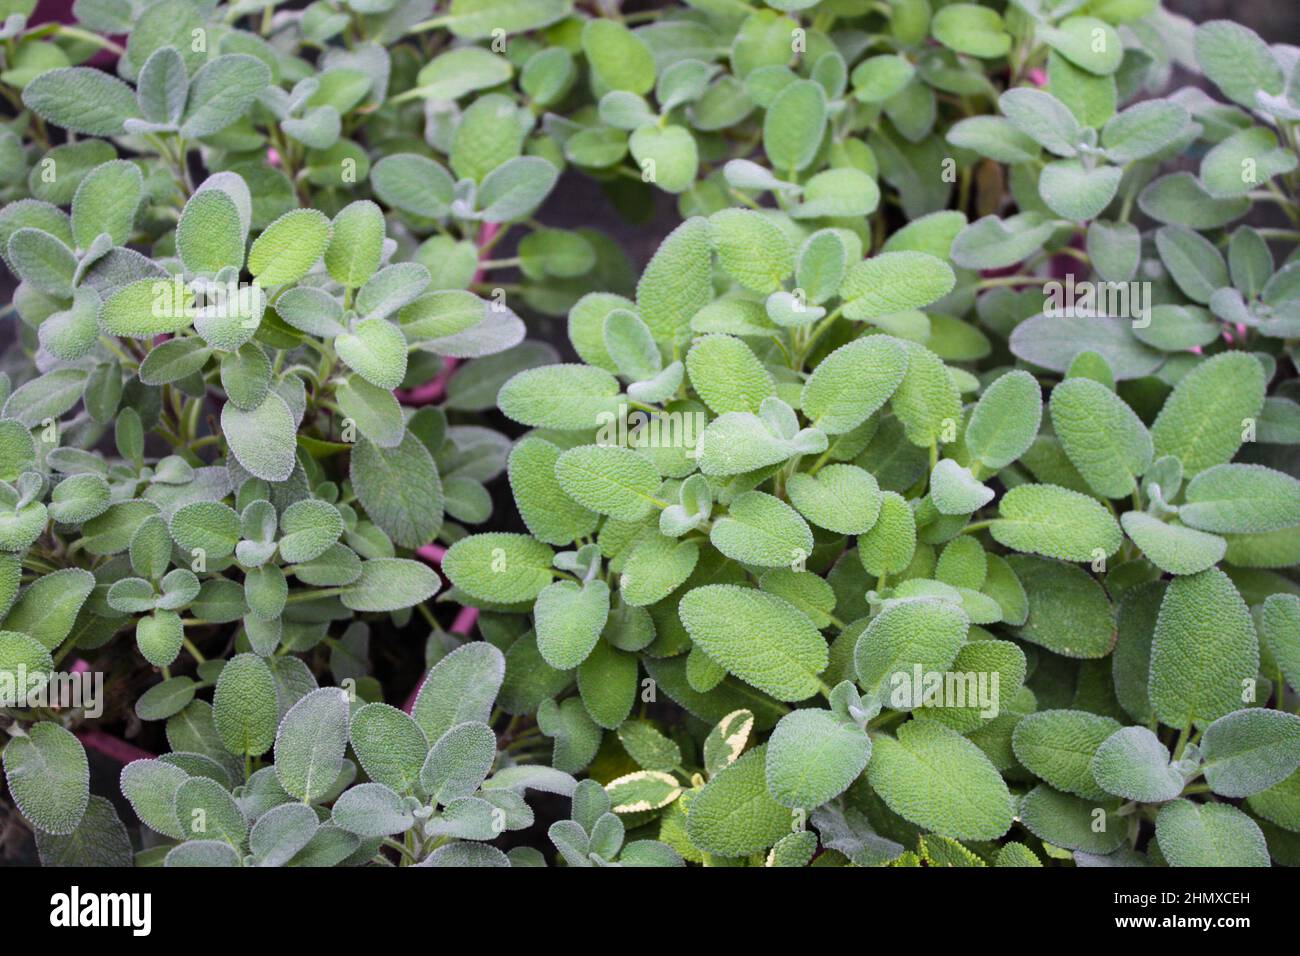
[[52, 25, 126, 55]]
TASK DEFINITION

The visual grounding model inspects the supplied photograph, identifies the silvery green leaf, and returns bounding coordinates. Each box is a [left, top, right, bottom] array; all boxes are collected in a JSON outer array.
[[1086, 220, 1141, 284], [548, 819, 592, 867], [1155, 799, 1268, 867], [588, 810, 625, 861], [999, 87, 1081, 157], [7, 228, 75, 298], [626, 360, 683, 405], [1089, 726, 1185, 803], [722, 159, 799, 194], [603, 308, 660, 381], [950, 213, 1062, 270], [22, 67, 142, 136], [283, 105, 342, 150], [766, 708, 871, 811], [657, 58, 718, 111], [947, 115, 1040, 163], [765, 290, 824, 328], [165, 840, 241, 867], [34, 795, 132, 867], [1038, 160, 1121, 222], [791, 167, 880, 219], [423, 795, 501, 840], [1193, 19, 1283, 109], [536, 697, 602, 772], [598, 91, 657, 130], [1009, 315, 1163, 381], [419, 720, 497, 804], [119, 758, 187, 840], [3, 722, 89, 835], [136, 45, 187, 126], [417, 307, 526, 359], [475, 156, 559, 222], [416, 841, 511, 867], [1138, 172, 1250, 229], [332, 782, 415, 837], [3, 364, 85, 429], [1201, 709, 1300, 798], [696, 412, 794, 477], [274, 288, 346, 338], [249, 801, 319, 866], [411, 46, 512, 100], [274, 687, 351, 803], [481, 765, 577, 797], [759, 396, 798, 441], [371, 153, 455, 219], [411, 642, 505, 745], [356, 263, 431, 321], [444, 0, 572, 40], [38, 288, 100, 362], [182, 55, 272, 140], [930, 459, 995, 515]]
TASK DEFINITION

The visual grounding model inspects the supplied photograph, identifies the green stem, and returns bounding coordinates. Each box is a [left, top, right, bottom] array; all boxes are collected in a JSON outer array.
[[182, 637, 206, 663], [51, 25, 126, 55], [798, 305, 844, 367], [382, 837, 417, 863]]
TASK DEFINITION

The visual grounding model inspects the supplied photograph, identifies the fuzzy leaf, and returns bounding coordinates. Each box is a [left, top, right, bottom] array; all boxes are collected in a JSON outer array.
[[2, 722, 89, 835], [765, 709, 870, 810], [991, 484, 1122, 562], [868, 721, 1013, 840], [1179, 464, 1300, 535], [274, 687, 350, 803], [858, 491, 917, 577], [801, 336, 907, 434], [420, 721, 497, 804], [213, 653, 280, 757], [1120, 512, 1225, 576], [1149, 568, 1259, 729], [709, 491, 813, 569], [1150, 352, 1265, 476], [965, 370, 1042, 472], [1007, 555, 1114, 658], [685, 745, 791, 855], [350, 434, 443, 549], [340, 558, 440, 612], [678, 584, 828, 702], [1090, 726, 1184, 803], [23, 67, 140, 136], [1051, 377, 1152, 498], [1201, 709, 1300, 798], [1156, 799, 1269, 867], [555, 445, 661, 522], [854, 597, 968, 700], [785, 465, 881, 535], [221, 393, 297, 483], [534, 579, 610, 669], [1013, 709, 1121, 801], [247, 209, 330, 286], [499, 364, 622, 430], [411, 642, 506, 746]]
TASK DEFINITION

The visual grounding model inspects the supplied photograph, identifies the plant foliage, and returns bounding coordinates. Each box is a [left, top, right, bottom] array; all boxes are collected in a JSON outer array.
[[1, 0, 1299, 869]]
